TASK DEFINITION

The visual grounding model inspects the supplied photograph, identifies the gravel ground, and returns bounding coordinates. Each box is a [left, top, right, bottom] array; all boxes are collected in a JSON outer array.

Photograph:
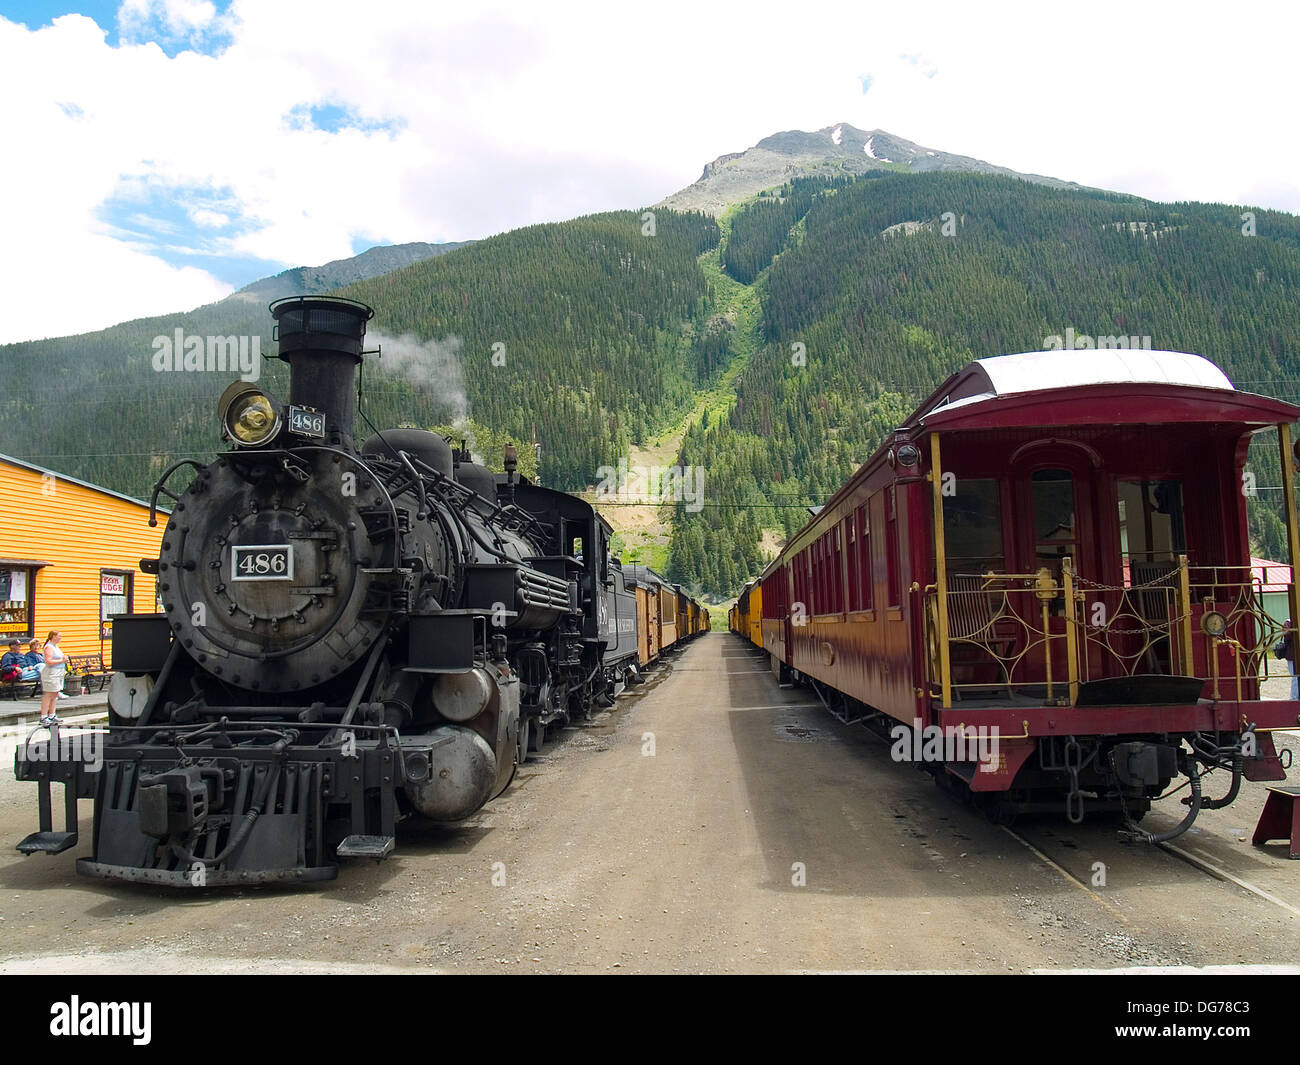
[[0, 635, 1297, 974]]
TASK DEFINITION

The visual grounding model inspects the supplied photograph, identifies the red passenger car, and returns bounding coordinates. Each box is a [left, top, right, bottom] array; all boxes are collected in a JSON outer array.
[[761, 350, 1298, 835]]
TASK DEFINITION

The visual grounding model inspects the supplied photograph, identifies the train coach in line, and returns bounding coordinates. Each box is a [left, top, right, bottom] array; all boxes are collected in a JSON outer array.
[[758, 349, 1298, 838], [730, 579, 763, 649], [622, 564, 708, 666]]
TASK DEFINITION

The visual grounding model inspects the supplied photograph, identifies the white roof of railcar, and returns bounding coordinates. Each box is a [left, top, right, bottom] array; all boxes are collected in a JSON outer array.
[[932, 349, 1234, 415]]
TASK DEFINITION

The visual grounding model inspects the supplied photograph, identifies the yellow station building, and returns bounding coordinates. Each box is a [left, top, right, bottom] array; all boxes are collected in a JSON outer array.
[[0, 453, 164, 664]]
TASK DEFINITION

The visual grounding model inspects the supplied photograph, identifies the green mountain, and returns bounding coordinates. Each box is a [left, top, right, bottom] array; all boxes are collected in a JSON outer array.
[[0, 212, 719, 499], [231, 240, 470, 303], [664, 171, 1300, 595]]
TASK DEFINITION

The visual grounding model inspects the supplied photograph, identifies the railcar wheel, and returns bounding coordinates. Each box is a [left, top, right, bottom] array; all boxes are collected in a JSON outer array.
[[933, 767, 965, 798], [975, 793, 1019, 827]]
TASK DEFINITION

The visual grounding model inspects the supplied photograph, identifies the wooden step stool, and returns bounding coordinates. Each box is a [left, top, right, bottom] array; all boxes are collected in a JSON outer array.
[[1252, 786, 1300, 860]]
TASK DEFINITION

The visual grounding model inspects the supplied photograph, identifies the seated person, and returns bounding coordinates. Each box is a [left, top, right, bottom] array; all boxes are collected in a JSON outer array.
[[20, 639, 43, 681], [1, 640, 24, 681]]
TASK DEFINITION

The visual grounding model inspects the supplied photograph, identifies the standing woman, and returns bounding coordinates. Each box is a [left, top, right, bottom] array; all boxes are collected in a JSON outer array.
[[39, 630, 65, 726]]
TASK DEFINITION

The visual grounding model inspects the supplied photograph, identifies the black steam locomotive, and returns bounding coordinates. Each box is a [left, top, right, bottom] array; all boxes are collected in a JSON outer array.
[[16, 296, 659, 885]]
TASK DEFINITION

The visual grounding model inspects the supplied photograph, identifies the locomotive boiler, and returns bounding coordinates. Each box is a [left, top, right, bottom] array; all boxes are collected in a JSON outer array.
[[16, 296, 650, 885]]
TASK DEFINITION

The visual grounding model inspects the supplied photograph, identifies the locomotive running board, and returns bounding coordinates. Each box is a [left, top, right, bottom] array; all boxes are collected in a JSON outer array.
[[336, 834, 395, 860]]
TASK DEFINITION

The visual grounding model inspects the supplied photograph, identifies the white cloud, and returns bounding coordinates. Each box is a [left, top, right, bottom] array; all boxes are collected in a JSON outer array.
[[188, 207, 230, 228], [0, 0, 1297, 344]]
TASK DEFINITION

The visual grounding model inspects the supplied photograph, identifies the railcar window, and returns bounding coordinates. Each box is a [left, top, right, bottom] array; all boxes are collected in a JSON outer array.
[[1031, 470, 1077, 611], [855, 506, 873, 611], [886, 487, 901, 608], [830, 525, 844, 613], [1118, 480, 1186, 584], [942, 478, 1004, 574], [1032, 469, 1076, 565]]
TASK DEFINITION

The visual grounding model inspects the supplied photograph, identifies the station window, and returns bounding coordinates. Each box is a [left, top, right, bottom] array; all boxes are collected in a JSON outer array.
[[0, 566, 36, 641], [100, 570, 133, 642]]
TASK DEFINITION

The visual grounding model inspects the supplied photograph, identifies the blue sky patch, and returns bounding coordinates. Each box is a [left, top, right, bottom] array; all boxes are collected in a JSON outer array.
[[285, 102, 405, 137], [2, 1, 120, 32], [3, 2, 234, 57], [97, 178, 282, 289]]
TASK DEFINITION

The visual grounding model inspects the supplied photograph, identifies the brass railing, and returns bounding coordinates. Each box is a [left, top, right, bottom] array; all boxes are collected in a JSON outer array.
[[924, 555, 1293, 706], [1186, 564, 1292, 701]]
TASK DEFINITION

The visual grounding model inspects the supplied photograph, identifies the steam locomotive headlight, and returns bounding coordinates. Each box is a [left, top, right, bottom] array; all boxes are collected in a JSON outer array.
[[1201, 611, 1228, 637], [218, 382, 282, 447]]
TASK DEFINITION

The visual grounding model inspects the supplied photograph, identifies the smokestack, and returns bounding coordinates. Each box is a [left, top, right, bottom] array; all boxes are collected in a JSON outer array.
[[270, 296, 375, 450]]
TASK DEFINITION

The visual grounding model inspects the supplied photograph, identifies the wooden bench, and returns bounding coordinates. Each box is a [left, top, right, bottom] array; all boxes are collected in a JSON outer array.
[[1, 671, 39, 700], [65, 653, 114, 693]]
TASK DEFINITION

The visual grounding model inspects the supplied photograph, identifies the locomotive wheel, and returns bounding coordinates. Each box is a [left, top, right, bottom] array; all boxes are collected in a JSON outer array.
[[529, 721, 545, 754]]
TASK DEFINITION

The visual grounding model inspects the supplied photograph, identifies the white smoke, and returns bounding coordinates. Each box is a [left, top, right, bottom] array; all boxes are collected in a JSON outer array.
[[370, 331, 467, 422]]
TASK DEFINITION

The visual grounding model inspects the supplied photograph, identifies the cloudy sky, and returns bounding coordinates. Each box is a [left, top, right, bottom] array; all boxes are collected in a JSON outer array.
[[1, 0, 1297, 344]]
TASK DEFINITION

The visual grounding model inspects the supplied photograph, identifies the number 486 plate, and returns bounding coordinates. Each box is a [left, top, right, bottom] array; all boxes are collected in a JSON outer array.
[[232, 544, 294, 581], [288, 405, 325, 438]]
